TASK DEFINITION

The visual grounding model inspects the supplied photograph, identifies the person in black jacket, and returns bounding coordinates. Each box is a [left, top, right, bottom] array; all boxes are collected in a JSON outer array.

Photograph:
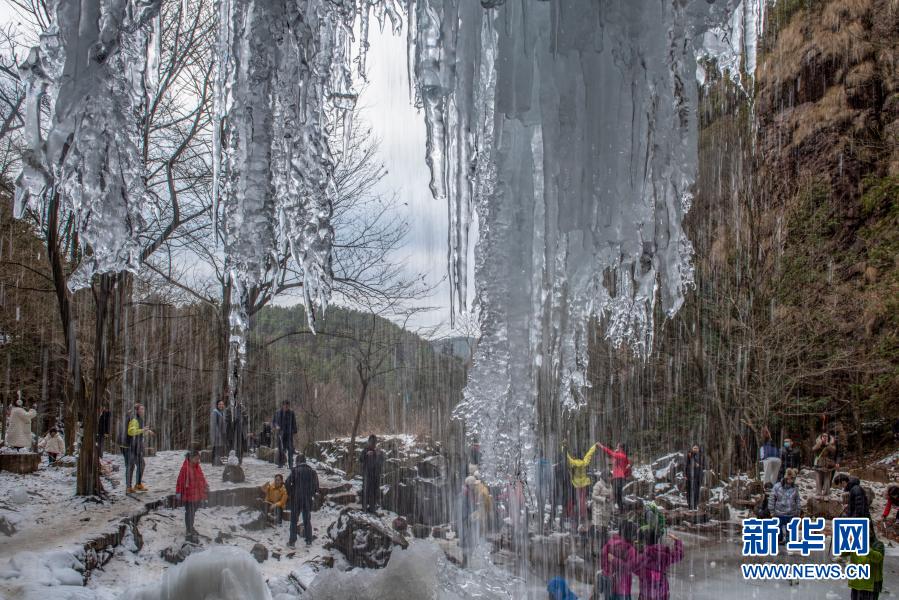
[[286, 454, 319, 547], [833, 473, 870, 519], [685, 445, 706, 510], [272, 401, 298, 468], [359, 435, 385, 513], [777, 438, 801, 482], [96, 404, 111, 458]]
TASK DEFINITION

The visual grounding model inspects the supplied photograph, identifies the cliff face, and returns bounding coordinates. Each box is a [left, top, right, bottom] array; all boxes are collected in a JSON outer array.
[[583, 0, 898, 468]]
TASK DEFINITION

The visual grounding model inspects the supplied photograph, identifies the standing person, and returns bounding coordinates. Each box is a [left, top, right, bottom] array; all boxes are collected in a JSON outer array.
[[600, 520, 638, 600], [260, 474, 288, 523], [592, 471, 613, 531], [566, 443, 598, 530], [881, 485, 899, 531], [285, 454, 319, 547], [597, 442, 631, 512], [175, 448, 208, 542], [759, 437, 781, 486], [97, 403, 111, 458], [459, 475, 493, 565], [768, 468, 800, 543], [684, 445, 705, 511], [359, 434, 385, 513], [832, 474, 871, 519], [554, 451, 574, 531], [125, 403, 154, 494], [632, 530, 684, 600], [844, 525, 884, 600], [272, 401, 298, 468], [210, 400, 227, 466], [777, 438, 801, 482], [6, 399, 36, 450], [38, 428, 65, 464], [812, 433, 837, 498]]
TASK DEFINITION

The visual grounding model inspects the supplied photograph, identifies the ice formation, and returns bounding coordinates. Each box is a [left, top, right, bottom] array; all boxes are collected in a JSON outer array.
[[122, 546, 272, 600], [402, 0, 765, 481], [14, 0, 162, 290]]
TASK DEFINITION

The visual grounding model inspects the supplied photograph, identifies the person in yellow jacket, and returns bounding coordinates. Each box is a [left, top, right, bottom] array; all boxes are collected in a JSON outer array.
[[845, 532, 884, 600], [565, 443, 597, 530], [125, 404, 154, 494], [260, 474, 289, 523]]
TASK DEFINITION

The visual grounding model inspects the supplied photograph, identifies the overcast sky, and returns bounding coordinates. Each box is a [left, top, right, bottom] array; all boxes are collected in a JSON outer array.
[[0, 2, 472, 337]]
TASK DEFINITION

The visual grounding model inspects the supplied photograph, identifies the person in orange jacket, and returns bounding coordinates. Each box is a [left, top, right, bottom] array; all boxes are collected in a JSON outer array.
[[261, 474, 289, 522], [175, 448, 209, 541]]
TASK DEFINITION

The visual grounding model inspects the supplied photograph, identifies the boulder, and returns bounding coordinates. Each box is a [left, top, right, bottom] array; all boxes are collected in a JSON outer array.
[[0, 514, 18, 536], [326, 491, 358, 506], [805, 497, 844, 520], [251, 543, 269, 563], [256, 446, 274, 463], [416, 455, 446, 479], [411, 523, 430, 539], [326, 508, 408, 568], [412, 478, 448, 526], [0, 452, 40, 474], [382, 481, 415, 517], [318, 481, 353, 496], [160, 541, 201, 564], [222, 465, 245, 483], [707, 501, 731, 522], [624, 479, 654, 499]]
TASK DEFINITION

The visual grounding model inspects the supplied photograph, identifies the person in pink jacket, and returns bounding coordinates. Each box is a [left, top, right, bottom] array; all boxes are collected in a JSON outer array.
[[600, 521, 639, 600], [633, 530, 683, 600]]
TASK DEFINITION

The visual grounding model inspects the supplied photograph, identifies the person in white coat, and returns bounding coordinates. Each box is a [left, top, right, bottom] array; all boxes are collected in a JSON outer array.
[[39, 428, 65, 464], [592, 471, 613, 530], [6, 399, 36, 450]]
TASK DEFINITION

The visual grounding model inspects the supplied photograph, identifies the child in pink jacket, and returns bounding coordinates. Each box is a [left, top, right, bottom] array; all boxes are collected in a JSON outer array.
[[633, 530, 683, 600]]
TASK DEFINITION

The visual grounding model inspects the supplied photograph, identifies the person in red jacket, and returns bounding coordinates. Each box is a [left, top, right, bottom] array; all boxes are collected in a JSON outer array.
[[883, 485, 899, 530], [633, 529, 684, 600], [176, 448, 209, 541], [597, 442, 631, 511]]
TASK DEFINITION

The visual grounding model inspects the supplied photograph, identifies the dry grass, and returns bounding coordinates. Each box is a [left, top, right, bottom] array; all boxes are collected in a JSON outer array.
[[791, 86, 852, 147]]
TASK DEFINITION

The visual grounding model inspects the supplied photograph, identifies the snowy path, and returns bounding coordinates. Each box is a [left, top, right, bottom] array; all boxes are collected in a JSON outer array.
[[0, 451, 313, 560]]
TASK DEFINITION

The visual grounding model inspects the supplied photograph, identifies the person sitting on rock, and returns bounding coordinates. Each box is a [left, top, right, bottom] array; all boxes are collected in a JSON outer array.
[[833, 473, 871, 520], [38, 428, 65, 464], [175, 448, 209, 542], [769, 468, 800, 543], [260, 474, 288, 523]]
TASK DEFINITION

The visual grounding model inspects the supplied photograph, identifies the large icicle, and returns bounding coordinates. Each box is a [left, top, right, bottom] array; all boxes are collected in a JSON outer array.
[[408, 0, 759, 481], [15, 0, 162, 290]]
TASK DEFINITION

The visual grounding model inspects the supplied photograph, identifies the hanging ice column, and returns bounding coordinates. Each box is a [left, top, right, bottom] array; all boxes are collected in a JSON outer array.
[[15, 0, 162, 289], [408, 0, 755, 481]]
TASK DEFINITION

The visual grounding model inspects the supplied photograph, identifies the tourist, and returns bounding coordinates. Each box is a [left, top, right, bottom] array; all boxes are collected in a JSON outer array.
[[832, 474, 871, 519], [553, 451, 573, 531], [596, 442, 631, 512], [600, 520, 638, 600], [811, 432, 837, 497], [97, 403, 111, 458], [258, 422, 272, 448], [6, 399, 36, 450], [285, 454, 319, 547], [38, 428, 65, 464], [272, 401, 297, 468], [501, 472, 526, 540], [844, 524, 884, 600], [633, 529, 683, 600], [777, 438, 801, 482], [592, 471, 613, 530], [754, 483, 773, 519], [759, 437, 781, 486], [881, 485, 899, 529], [768, 468, 800, 543], [175, 448, 208, 542], [359, 434, 385, 513], [211, 399, 227, 466], [260, 474, 288, 523], [125, 403, 154, 493], [566, 442, 597, 529], [547, 576, 579, 600], [684, 445, 705, 510]]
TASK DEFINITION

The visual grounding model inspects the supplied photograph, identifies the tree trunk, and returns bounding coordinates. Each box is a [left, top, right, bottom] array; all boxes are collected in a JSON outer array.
[[346, 372, 369, 478]]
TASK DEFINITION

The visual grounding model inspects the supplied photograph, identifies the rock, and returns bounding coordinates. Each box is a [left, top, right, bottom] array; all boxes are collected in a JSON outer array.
[[199, 450, 212, 464], [326, 508, 408, 568], [9, 487, 29, 505], [624, 479, 654, 498], [699, 486, 711, 504], [161, 541, 201, 564], [726, 478, 763, 502], [52, 455, 77, 468], [326, 491, 358, 506], [382, 481, 415, 517], [651, 453, 683, 483], [431, 525, 447, 539], [707, 502, 731, 522], [664, 509, 709, 527], [416, 455, 446, 478], [144, 447, 156, 457], [850, 466, 890, 484], [318, 481, 353, 496], [703, 470, 719, 488], [0, 514, 18, 536], [222, 464, 245, 483], [0, 453, 40, 474], [392, 516, 408, 532], [411, 524, 430, 539], [806, 497, 844, 519], [251, 543, 269, 563], [256, 446, 274, 463]]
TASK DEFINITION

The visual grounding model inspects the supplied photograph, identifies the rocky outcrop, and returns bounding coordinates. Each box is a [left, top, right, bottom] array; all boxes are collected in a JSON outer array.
[[326, 508, 408, 569]]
